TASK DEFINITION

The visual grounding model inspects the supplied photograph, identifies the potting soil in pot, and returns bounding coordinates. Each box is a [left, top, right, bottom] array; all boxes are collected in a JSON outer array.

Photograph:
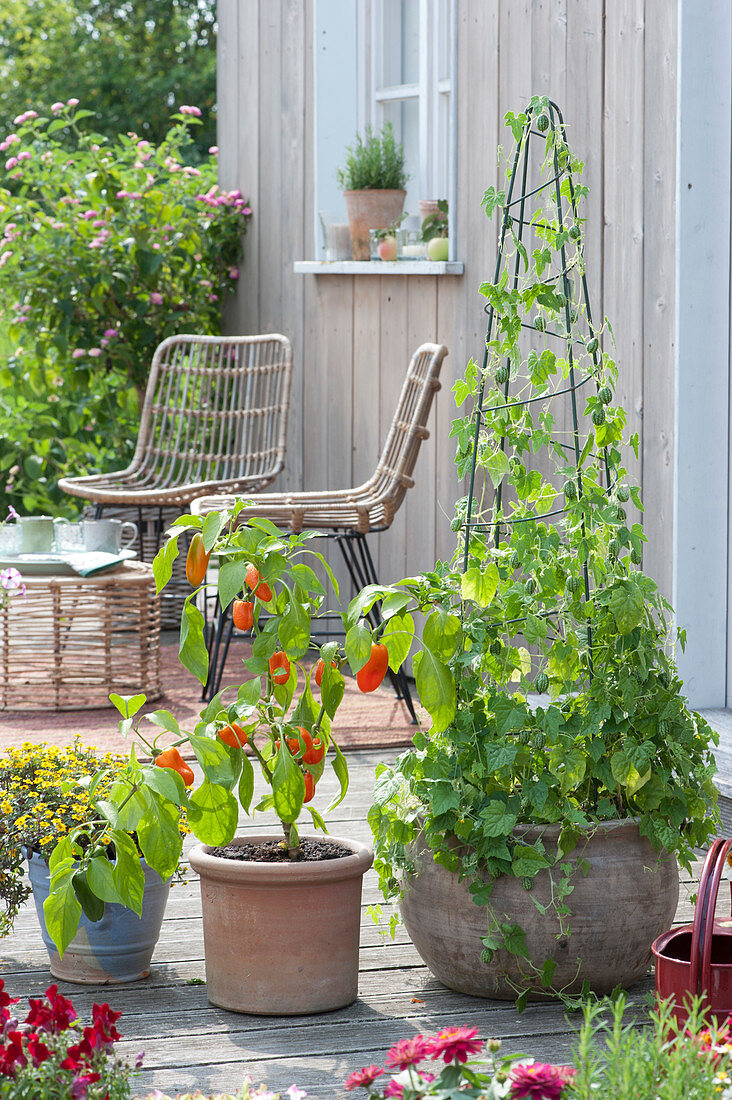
[[209, 837, 352, 862]]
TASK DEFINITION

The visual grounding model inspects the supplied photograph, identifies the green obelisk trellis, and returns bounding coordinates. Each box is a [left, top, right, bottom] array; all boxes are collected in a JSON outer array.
[[459, 96, 622, 685]]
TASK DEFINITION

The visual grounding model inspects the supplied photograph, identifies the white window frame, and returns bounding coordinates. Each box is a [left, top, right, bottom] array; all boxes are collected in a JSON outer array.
[[307, 0, 458, 268], [360, 0, 452, 208]]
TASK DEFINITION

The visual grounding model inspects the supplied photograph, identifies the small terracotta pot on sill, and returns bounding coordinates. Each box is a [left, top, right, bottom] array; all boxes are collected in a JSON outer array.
[[343, 189, 406, 261]]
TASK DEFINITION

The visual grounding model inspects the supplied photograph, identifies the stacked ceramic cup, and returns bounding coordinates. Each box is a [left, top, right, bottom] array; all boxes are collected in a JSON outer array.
[[0, 516, 138, 556], [56, 518, 138, 555]]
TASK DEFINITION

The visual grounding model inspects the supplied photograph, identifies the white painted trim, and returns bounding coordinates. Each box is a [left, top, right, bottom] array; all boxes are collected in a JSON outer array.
[[293, 260, 464, 274], [674, 0, 732, 706], [448, 0, 457, 262]]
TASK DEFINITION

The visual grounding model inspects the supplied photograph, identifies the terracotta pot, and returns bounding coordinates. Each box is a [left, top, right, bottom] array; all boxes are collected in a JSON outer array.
[[418, 199, 442, 224], [28, 852, 171, 984], [189, 835, 374, 1015], [400, 820, 679, 1000], [343, 189, 406, 260]]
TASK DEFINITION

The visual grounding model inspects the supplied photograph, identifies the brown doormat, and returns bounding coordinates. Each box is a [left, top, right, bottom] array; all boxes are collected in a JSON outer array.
[[0, 643, 423, 755]]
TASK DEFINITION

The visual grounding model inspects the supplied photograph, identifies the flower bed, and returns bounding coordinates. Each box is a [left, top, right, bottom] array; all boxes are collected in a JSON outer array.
[[0, 739, 189, 936]]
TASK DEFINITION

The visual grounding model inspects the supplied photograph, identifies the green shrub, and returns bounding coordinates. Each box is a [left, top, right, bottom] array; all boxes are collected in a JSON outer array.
[[0, 101, 251, 516]]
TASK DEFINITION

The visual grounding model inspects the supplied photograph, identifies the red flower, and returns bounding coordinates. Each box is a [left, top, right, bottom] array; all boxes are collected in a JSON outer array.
[[385, 1036, 433, 1070], [0, 980, 18, 1012], [27, 1031, 51, 1066], [429, 1025, 484, 1064], [345, 1065, 385, 1091], [510, 1061, 576, 1099], [70, 1071, 101, 1098], [0, 1030, 27, 1077], [88, 1002, 122, 1046], [60, 1037, 93, 1072], [26, 984, 77, 1033], [384, 1072, 434, 1098]]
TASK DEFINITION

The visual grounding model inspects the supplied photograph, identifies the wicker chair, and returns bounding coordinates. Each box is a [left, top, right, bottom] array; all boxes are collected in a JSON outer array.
[[194, 341, 448, 718], [58, 333, 293, 622]]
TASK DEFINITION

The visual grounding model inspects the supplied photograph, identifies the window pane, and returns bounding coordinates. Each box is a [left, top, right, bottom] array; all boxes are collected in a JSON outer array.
[[381, 0, 420, 87], [438, 0, 451, 82], [382, 96, 420, 211]]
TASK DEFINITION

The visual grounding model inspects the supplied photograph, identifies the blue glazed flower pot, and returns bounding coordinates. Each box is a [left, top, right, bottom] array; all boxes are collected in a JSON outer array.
[[27, 851, 171, 984]]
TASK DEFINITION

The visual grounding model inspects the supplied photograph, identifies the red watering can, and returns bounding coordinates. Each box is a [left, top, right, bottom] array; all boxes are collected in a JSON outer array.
[[652, 837, 732, 1024]]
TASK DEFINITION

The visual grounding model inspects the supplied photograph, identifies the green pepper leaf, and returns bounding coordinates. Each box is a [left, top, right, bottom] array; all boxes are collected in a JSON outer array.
[[345, 621, 373, 674], [413, 647, 456, 733], [187, 779, 238, 845], [272, 743, 305, 824], [179, 599, 209, 684], [382, 611, 415, 673]]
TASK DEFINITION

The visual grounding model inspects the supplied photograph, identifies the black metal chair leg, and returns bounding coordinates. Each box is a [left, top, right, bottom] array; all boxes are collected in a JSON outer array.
[[203, 601, 233, 702], [337, 532, 418, 725]]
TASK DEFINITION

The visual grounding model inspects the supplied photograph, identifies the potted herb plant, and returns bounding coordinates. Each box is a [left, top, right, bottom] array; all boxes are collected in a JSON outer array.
[[41, 505, 388, 1015], [336, 122, 409, 260], [0, 740, 183, 984], [351, 97, 720, 1006]]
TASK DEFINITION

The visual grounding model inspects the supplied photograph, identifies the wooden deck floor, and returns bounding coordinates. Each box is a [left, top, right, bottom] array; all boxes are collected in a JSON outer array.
[[1, 749, 699, 1099]]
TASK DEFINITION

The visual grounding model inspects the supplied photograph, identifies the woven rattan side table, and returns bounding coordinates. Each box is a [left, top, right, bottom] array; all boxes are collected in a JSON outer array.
[[0, 561, 161, 710]]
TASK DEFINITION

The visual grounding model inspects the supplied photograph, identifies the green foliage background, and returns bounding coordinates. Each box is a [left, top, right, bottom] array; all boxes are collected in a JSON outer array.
[[0, 0, 217, 159], [0, 107, 249, 517]]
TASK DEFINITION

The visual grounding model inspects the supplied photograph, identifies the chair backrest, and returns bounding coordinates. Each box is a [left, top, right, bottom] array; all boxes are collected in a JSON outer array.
[[370, 342, 448, 524], [130, 334, 293, 492]]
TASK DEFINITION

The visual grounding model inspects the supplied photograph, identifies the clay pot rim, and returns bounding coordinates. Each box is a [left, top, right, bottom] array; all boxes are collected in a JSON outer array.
[[27, 848, 172, 885], [410, 817, 658, 862], [342, 188, 407, 197], [512, 816, 642, 840], [189, 833, 374, 885]]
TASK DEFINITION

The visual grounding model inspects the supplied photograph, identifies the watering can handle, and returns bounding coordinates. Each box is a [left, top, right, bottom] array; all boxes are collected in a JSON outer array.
[[689, 838, 732, 997]]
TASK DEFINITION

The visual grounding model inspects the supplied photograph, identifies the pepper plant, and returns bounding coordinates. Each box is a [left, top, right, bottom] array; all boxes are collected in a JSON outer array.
[[41, 503, 395, 957], [353, 96, 719, 999]]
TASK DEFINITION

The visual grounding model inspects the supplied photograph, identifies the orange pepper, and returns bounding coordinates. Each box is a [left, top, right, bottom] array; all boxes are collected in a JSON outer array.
[[155, 746, 194, 787]]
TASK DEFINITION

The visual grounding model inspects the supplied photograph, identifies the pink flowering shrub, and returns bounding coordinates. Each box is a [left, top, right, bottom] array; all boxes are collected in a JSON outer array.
[[0, 100, 251, 516], [343, 1026, 574, 1100], [0, 978, 138, 1098]]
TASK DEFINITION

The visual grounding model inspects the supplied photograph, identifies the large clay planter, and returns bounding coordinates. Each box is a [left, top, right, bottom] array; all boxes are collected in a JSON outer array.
[[28, 852, 171, 984], [400, 820, 679, 1000], [189, 835, 374, 1015], [343, 189, 406, 260]]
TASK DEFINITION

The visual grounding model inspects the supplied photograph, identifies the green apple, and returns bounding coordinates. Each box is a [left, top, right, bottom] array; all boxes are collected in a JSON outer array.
[[427, 237, 449, 261]]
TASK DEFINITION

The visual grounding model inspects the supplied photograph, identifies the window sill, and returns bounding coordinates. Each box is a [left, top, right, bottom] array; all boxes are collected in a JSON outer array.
[[293, 260, 464, 275]]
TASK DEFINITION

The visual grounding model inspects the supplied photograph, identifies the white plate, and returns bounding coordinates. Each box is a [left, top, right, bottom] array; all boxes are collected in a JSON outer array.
[[0, 549, 137, 576]]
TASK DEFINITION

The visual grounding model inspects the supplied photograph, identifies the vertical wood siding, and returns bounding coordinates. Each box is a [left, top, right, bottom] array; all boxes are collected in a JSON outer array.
[[218, 0, 677, 604]]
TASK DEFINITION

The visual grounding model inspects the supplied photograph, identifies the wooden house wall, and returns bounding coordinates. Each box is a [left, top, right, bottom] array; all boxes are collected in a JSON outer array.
[[216, 0, 677, 607]]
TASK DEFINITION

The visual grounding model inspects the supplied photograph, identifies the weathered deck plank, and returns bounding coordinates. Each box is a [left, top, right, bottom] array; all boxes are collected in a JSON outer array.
[[0, 750, 698, 1098]]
